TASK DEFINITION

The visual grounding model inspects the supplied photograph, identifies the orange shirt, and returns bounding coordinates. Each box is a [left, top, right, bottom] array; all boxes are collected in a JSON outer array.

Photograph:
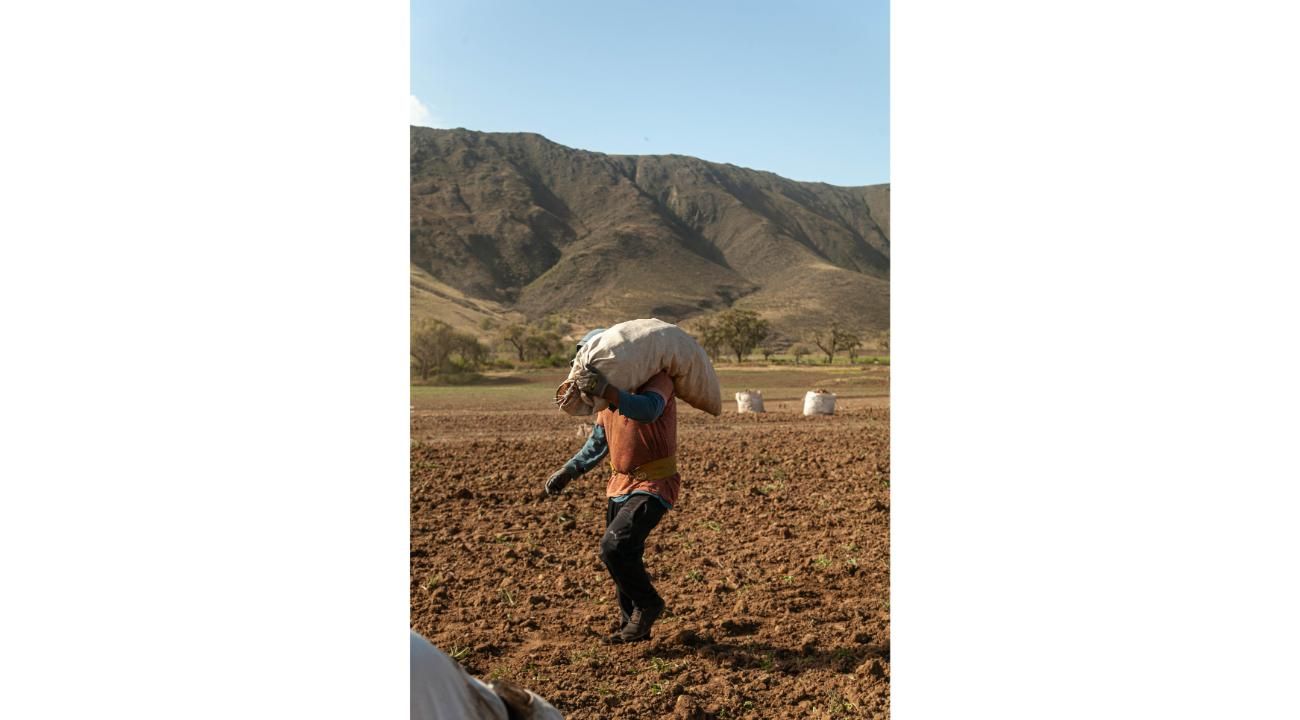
[[598, 371, 680, 506]]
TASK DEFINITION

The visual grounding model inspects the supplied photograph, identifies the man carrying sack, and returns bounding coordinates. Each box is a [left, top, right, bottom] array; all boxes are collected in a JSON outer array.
[[544, 328, 680, 644]]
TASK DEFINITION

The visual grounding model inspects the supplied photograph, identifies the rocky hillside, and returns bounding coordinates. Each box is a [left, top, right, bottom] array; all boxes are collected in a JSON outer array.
[[411, 127, 888, 341]]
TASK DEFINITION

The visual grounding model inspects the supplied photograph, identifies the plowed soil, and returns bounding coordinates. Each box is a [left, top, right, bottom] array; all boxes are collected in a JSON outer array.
[[411, 369, 889, 719]]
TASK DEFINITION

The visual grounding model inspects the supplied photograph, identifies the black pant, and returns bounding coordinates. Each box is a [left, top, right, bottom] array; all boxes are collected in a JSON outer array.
[[601, 495, 667, 618]]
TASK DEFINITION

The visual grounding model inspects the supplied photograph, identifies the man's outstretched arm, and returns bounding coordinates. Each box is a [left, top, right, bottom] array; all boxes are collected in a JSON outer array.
[[545, 424, 608, 496]]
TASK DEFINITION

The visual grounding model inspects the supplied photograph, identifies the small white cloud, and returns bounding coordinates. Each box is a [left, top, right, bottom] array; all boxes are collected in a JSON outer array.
[[410, 94, 441, 127]]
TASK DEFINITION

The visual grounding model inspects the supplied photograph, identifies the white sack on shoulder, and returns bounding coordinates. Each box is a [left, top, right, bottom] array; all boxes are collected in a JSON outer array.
[[554, 318, 722, 417]]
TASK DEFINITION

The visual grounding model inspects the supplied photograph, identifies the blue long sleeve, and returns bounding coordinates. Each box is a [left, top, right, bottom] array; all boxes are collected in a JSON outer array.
[[611, 389, 665, 423], [563, 424, 609, 475]]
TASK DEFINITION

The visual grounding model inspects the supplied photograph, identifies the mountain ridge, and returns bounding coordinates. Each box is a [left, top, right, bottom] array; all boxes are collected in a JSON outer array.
[[411, 127, 888, 342]]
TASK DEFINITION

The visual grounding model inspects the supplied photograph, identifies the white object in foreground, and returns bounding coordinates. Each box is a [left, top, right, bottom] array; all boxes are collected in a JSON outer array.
[[556, 318, 722, 417], [803, 390, 836, 416], [411, 630, 563, 720], [736, 390, 765, 413]]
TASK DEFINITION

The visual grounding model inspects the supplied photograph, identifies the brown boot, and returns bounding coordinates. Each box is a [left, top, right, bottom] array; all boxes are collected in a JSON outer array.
[[608, 611, 630, 634], [605, 602, 664, 644]]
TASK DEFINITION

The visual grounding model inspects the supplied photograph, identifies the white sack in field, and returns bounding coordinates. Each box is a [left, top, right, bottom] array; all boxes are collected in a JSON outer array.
[[555, 318, 722, 417], [736, 390, 765, 413], [803, 390, 836, 416]]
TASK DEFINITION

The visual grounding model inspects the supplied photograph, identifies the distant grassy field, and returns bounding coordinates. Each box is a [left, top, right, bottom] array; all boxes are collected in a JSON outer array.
[[411, 363, 889, 412], [411, 373, 563, 410], [759, 354, 889, 366], [712, 364, 889, 402]]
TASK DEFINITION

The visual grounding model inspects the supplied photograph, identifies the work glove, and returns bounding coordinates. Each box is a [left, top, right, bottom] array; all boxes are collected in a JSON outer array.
[[574, 364, 611, 398], [545, 466, 578, 496]]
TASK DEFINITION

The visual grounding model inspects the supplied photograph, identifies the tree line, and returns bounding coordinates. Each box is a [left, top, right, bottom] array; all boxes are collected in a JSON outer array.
[[410, 316, 575, 381], [689, 310, 888, 365], [412, 310, 889, 381], [497, 319, 569, 364], [409, 320, 489, 381]]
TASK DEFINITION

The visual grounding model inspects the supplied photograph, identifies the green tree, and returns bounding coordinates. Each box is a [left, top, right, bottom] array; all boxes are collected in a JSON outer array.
[[412, 321, 490, 380], [790, 343, 813, 365], [692, 317, 727, 362], [502, 324, 528, 362], [410, 320, 456, 381], [847, 336, 864, 364], [452, 334, 489, 370], [715, 309, 771, 363], [811, 324, 859, 365], [524, 329, 566, 364]]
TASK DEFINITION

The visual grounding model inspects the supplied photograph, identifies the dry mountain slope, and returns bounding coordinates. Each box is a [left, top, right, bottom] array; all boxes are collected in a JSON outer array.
[[410, 264, 522, 335], [411, 127, 888, 340]]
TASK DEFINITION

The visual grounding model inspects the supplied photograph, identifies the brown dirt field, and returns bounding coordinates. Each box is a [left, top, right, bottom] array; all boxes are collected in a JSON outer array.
[[411, 374, 889, 719]]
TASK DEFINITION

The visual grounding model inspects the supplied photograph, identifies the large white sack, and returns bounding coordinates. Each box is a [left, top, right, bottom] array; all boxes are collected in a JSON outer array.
[[736, 390, 765, 413], [803, 390, 836, 416], [555, 318, 722, 417]]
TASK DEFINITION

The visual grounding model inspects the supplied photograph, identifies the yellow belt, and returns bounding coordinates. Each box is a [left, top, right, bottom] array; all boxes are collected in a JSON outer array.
[[611, 455, 678, 482]]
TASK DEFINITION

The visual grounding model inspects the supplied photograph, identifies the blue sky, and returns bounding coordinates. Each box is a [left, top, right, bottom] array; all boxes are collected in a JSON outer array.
[[411, 0, 888, 187]]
